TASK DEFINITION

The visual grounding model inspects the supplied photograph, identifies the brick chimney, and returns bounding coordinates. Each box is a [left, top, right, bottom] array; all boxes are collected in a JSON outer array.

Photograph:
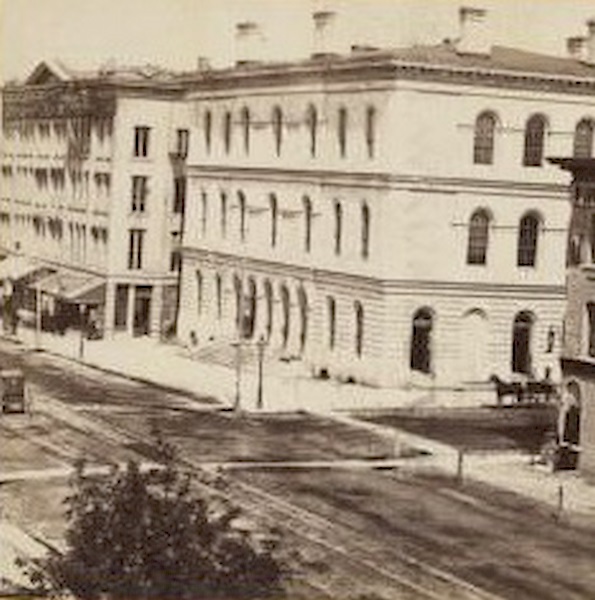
[[235, 21, 265, 66], [567, 36, 587, 61], [457, 6, 490, 55]]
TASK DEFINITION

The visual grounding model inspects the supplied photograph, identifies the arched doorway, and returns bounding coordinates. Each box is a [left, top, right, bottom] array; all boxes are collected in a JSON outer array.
[[410, 308, 433, 374], [512, 311, 534, 375], [460, 309, 488, 381]]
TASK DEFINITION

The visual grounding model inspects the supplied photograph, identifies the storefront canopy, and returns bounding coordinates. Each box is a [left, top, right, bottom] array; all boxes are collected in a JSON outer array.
[[34, 270, 105, 305]]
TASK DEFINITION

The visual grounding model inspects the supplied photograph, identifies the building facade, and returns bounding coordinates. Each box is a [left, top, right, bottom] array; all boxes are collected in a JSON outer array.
[[0, 61, 189, 338], [176, 11, 595, 391]]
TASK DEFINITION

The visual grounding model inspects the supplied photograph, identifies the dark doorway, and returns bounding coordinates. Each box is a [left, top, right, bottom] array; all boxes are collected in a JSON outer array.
[[512, 311, 533, 374], [411, 308, 433, 374], [133, 286, 152, 337]]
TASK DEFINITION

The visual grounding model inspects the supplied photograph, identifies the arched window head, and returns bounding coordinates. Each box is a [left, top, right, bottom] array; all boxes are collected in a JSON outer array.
[[272, 106, 283, 156], [523, 114, 547, 167], [512, 311, 534, 374], [355, 301, 364, 357], [517, 212, 540, 267], [573, 119, 594, 159], [306, 105, 317, 157], [204, 110, 212, 153], [303, 196, 312, 252], [223, 111, 232, 154], [237, 191, 246, 241], [473, 111, 496, 165], [334, 201, 342, 255], [366, 106, 376, 159], [269, 193, 278, 247], [241, 107, 250, 154], [361, 202, 370, 259], [467, 209, 490, 265], [411, 308, 433, 374], [338, 107, 348, 158]]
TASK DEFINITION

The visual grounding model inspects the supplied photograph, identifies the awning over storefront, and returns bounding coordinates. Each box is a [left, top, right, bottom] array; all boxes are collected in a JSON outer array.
[[34, 269, 106, 305], [0, 255, 47, 282]]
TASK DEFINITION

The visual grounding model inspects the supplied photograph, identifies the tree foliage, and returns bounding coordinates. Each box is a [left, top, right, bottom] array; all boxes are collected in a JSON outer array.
[[23, 437, 285, 599]]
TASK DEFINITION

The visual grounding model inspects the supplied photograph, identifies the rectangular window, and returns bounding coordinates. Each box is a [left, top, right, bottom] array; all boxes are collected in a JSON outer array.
[[176, 128, 189, 158], [173, 177, 186, 214], [131, 176, 148, 212], [114, 284, 129, 329], [128, 229, 145, 270], [133, 126, 150, 157]]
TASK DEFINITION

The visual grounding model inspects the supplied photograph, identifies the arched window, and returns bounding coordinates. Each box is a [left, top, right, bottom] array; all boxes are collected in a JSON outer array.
[[233, 275, 242, 330], [223, 111, 232, 154], [354, 301, 364, 357], [523, 114, 547, 167], [201, 191, 208, 236], [512, 311, 533, 374], [361, 202, 370, 259], [473, 111, 496, 165], [204, 110, 212, 153], [365, 106, 376, 159], [410, 308, 433, 374], [327, 296, 336, 350], [338, 107, 348, 158], [264, 280, 273, 340], [269, 193, 278, 247], [241, 107, 250, 154], [303, 195, 312, 252], [306, 105, 317, 157], [298, 286, 308, 353], [280, 285, 290, 348], [215, 274, 222, 319], [244, 278, 257, 339], [574, 119, 594, 158], [272, 106, 283, 156], [334, 200, 342, 256], [196, 270, 203, 316], [220, 192, 228, 238], [517, 212, 540, 267], [237, 191, 246, 241], [466, 209, 490, 265]]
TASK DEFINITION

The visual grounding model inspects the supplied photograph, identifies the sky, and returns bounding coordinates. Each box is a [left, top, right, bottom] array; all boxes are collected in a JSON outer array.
[[1, 0, 594, 83]]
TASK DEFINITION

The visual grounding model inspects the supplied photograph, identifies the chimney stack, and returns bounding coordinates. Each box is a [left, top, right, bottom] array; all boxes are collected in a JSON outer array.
[[312, 9, 346, 58], [235, 21, 264, 67], [567, 36, 587, 61], [457, 6, 490, 55], [587, 19, 595, 64]]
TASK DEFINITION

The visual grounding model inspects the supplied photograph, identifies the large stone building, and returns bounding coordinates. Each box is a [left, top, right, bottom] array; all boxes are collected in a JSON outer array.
[[0, 61, 190, 338], [176, 9, 595, 390]]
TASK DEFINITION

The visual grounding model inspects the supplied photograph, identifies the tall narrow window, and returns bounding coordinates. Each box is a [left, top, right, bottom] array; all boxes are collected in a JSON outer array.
[[512, 311, 533, 374], [355, 301, 364, 357], [365, 106, 376, 159], [216, 274, 222, 319], [127, 229, 145, 270], [196, 270, 203, 315], [204, 110, 212, 153], [220, 192, 228, 238], [223, 111, 232, 154], [574, 119, 594, 159], [410, 308, 433, 374], [272, 106, 283, 156], [523, 114, 547, 167], [238, 191, 246, 241], [466, 209, 490, 265], [306, 104, 317, 158], [241, 107, 250, 154], [588, 303, 595, 357], [327, 296, 336, 350], [234, 275, 242, 330], [133, 126, 150, 157], [264, 280, 273, 340], [338, 107, 348, 158], [173, 177, 186, 214], [473, 112, 496, 165], [334, 200, 342, 255], [361, 202, 370, 259], [201, 191, 208, 236], [517, 212, 540, 267], [244, 278, 257, 339], [176, 128, 189, 158], [131, 176, 148, 212], [269, 193, 278, 247], [303, 195, 312, 252], [280, 285, 290, 348], [298, 286, 308, 353]]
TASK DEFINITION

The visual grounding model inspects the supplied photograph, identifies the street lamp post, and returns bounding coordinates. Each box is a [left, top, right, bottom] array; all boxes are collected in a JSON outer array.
[[257, 335, 265, 410]]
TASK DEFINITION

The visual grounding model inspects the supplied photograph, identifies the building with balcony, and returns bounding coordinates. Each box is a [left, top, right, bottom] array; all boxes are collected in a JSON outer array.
[[0, 60, 190, 338], [176, 9, 595, 392]]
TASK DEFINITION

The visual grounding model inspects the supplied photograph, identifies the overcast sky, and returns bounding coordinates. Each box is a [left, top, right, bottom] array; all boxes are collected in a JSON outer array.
[[1, 0, 594, 83]]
